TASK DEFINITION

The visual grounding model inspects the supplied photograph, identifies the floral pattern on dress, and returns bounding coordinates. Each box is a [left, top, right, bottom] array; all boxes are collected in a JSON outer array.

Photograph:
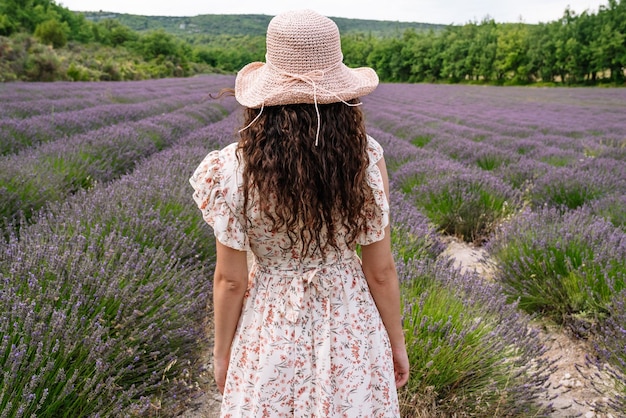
[[190, 136, 399, 417]]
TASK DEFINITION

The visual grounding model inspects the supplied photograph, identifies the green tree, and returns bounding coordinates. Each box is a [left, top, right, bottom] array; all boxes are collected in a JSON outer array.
[[402, 30, 437, 82], [0, 13, 14, 36], [590, 0, 626, 83], [440, 26, 472, 82], [342, 32, 375, 68], [366, 36, 411, 82], [527, 22, 559, 82], [494, 23, 531, 83], [472, 19, 498, 82], [136, 30, 179, 61]]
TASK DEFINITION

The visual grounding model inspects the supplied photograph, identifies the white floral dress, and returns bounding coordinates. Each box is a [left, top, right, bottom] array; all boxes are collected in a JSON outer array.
[[190, 136, 400, 417]]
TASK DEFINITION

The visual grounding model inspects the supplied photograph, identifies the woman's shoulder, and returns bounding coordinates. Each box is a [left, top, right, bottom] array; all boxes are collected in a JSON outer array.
[[199, 142, 239, 171], [218, 142, 240, 167], [366, 135, 384, 165], [190, 142, 240, 189], [211, 142, 239, 162]]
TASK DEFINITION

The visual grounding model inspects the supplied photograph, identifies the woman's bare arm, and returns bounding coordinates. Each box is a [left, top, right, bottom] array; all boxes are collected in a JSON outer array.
[[360, 157, 409, 388], [212, 240, 249, 393]]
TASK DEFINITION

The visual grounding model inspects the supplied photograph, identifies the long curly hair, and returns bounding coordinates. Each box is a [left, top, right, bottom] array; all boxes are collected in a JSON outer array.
[[238, 100, 373, 258]]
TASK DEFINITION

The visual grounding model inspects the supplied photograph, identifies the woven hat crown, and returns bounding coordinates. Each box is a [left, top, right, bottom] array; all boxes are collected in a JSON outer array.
[[266, 9, 343, 73], [234, 9, 378, 109]]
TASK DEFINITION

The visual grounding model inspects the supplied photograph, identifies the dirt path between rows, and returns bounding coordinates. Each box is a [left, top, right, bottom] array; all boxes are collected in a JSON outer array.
[[178, 240, 617, 417]]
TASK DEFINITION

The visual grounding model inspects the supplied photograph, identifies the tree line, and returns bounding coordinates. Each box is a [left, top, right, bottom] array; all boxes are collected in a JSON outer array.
[[0, 0, 624, 84], [341, 0, 625, 85]]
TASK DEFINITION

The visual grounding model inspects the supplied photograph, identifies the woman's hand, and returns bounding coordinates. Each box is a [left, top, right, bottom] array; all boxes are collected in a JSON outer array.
[[213, 353, 230, 394], [392, 345, 410, 388]]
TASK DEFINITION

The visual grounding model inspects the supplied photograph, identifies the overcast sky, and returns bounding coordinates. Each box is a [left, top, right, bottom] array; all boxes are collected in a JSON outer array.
[[58, 0, 607, 25]]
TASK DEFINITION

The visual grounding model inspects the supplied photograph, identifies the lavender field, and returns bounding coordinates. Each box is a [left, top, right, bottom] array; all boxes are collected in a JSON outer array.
[[1, 76, 625, 417]]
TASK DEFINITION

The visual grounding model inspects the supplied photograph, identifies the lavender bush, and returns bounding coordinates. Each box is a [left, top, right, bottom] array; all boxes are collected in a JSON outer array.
[[365, 127, 422, 172], [395, 158, 520, 243], [425, 136, 518, 172], [587, 193, 626, 231], [529, 154, 626, 211], [486, 206, 626, 332], [493, 156, 551, 190], [0, 232, 207, 417], [392, 151, 466, 194], [389, 190, 446, 262], [396, 257, 553, 417]]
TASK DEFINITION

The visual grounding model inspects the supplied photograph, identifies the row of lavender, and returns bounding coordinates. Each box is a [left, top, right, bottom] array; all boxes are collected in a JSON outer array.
[[0, 118, 235, 416], [365, 84, 626, 219], [0, 76, 228, 111], [364, 84, 626, 413]]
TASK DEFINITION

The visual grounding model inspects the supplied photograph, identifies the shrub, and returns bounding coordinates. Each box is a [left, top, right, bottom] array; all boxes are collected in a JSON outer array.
[[0, 233, 207, 417], [486, 206, 626, 332], [587, 193, 626, 231], [389, 190, 446, 262], [529, 160, 625, 211], [366, 127, 422, 173], [531, 146, 580, 167], [431, 137, 516, 171], [23, 43, 62, 81], [66, 61, 100, 81], [494, 156, 550, 190], [393, 152, 466, 195], [406, 169, 519, 243], [34, 19, 69, 48], [396, 257, 553, 417]]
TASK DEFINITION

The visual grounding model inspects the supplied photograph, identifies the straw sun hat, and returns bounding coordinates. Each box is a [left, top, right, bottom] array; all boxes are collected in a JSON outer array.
[[234, 9, 379, 109]]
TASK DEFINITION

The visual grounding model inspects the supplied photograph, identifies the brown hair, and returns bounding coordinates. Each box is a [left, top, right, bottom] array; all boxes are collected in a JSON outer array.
[[238, 101, 372, 259]]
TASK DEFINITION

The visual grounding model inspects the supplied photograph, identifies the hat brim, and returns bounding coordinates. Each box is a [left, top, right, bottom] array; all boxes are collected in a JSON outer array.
[[235, 61, 379, 108]]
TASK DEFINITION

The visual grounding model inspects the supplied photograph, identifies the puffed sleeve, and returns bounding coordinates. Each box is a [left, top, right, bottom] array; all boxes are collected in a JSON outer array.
[[189, 146, 250, 251], [357, 136, 390, 245]]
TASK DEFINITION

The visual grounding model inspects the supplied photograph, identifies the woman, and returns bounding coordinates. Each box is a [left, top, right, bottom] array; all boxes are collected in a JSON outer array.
[[190, 9, 409, 417]]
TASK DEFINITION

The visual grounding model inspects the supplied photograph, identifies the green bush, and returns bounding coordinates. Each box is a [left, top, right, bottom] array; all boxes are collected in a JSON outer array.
[[34, 18, 69, 48], [416, 173, 519, 243], [24, 43, 63, 81], [66, 61, 101, 81], [486, 207, 626, 332], [396, 258, 552, 417]]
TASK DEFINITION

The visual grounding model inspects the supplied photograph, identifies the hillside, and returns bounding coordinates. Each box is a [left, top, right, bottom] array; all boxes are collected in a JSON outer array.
[[79, 12, 447, 37]]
